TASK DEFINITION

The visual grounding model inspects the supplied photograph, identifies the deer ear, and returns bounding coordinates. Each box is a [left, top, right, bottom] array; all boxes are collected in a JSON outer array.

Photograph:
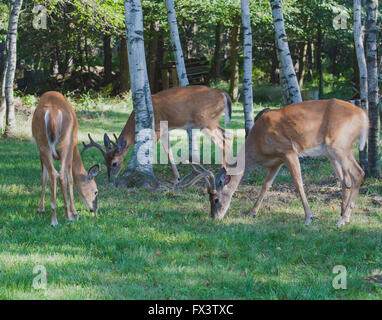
[[88, 164, 100, 179], [117, 137, 127, 153], [215, 167, 230, 191], [104, 134, 111, 150]]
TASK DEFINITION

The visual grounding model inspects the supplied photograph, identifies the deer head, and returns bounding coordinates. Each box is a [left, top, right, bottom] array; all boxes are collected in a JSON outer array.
[[81, 133, 127, 180], [208, 167, 233, 220], [75, 164, 100, 212]]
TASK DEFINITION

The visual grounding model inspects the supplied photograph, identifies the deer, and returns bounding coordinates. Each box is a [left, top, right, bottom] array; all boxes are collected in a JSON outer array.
[[32, 91, 100, 227], [185, 99, 369, 227], [81, 85, 233, 185]]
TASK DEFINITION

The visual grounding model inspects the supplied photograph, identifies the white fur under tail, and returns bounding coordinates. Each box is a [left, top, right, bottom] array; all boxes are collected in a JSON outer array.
[[223, 92, 231, 126], [44, 109, 62, 158], [359, 111, 368, 152]]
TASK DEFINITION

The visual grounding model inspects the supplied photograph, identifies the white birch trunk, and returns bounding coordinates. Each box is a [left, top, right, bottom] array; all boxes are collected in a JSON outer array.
[[0, 38, 8, 132], [241, 0, 254, 136], [270, 0, 302, 104], [5, 0, 23, 137], [165, 0, 197, 164], [354, 0, 368, 171], [366, 0, 380, 176], [123, 0, 156, 179]]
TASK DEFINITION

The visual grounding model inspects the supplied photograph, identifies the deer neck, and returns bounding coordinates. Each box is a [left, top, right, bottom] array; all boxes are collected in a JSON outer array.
[[118, 111, 136, 156], [72, 145, 88, 186]]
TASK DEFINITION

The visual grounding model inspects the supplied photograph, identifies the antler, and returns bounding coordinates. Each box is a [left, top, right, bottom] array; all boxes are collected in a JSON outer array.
[[178, 163, 215, 191], [81, 134, 107, 157]]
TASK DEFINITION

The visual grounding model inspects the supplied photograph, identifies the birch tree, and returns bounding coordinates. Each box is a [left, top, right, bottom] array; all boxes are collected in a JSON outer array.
[[0, 38, 7, 132], [354, 0, 368, 172], [366, 0, 380, 176], [241, 0, 254, 136], [120, 0, 156, 184], [165, 0, 196, 165], [270, 0, 302, 104], [4, 0, 23, 137]]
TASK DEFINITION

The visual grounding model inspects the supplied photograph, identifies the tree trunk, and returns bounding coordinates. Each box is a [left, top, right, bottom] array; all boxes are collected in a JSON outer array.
[[5, 0, 23, 137], [211, 23, 223, 80], [366, 0, 380, 176], [120, 36, 130, 93], [229, 18, 240, 102], [165, 0, 196, 164], [104, 35, 112, 84], [156, 33, 165, 92], [276, 38, 290, 105], [122, 0, 156, 181], [298, 42, 308, 89], [270, 0, 302, 104], [354, 0, 369, 172], [316, 25, 324, 98], [166, 0, 189, 86], [241, 0, 254, 136], [306, 41, 313, 82], [147, 22, 160, 93], [0, 38, 8, 132]]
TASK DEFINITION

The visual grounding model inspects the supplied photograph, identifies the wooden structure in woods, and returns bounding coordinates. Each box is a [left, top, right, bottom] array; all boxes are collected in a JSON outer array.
[[160, 58, 210, 89]]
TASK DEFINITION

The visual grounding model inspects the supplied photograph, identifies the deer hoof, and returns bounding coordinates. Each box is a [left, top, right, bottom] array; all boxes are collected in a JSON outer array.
[[37, 209, 45, 215], [51, 220, 58, 228], [72, 213, 79, 221]]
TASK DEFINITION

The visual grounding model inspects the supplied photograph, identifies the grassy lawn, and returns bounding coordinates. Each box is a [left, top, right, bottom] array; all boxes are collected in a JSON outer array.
[[0, 94, 382, 300]]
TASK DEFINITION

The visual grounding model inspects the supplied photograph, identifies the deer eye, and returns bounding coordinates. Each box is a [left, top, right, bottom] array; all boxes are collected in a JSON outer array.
[[95, 191, 98, 196]]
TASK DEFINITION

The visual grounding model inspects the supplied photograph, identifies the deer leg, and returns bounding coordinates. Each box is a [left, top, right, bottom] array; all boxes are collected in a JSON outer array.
[[327, 154, 352, 218], [249, 164, 281, 217], [158, 130, 180, 185], [39, 150, 58, 227], [217, 126, 233, 168], [37, 158, 48, 214], [283, 153, 314, 225], [202, 127, 226, 166], [67, 163, 78, 221], [329, 150, 365, 226], [58, 147, 73, 222]]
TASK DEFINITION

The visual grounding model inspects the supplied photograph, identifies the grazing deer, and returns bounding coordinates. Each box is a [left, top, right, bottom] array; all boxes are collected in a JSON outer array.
[[81, 85, 233, 184], [32, 91, 100, 227], [187, 99, 369, 227]]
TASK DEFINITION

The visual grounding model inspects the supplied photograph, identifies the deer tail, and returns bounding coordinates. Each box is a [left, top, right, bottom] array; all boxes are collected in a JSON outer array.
[[44, 107, 62, 158]]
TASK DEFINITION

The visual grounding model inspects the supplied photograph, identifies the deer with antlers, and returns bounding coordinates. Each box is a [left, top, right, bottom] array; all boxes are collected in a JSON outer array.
[[188, 99, 368, 227], [32, 92, 100, 227], [81, 85, 233, 184]]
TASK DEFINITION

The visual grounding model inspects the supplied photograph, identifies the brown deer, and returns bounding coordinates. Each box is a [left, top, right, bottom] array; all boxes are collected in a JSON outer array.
[[186, 99, 369, 227], [81, 85, 233, 184], [32, 91, 100, 227]]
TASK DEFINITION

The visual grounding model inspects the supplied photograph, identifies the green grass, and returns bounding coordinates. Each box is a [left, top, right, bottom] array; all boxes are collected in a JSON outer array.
[[0, 94, 382, 300]]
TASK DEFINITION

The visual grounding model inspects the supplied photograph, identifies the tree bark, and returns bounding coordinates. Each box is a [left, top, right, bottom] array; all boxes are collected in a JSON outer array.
[[0, 37, 8, 132], [241, 0, 254, 136], [298, 42, 308, 89], [229, 18, 240, 102], [165, 0, 196, 164], [104, 35, 112, 84], [270, 0, 302, 104], [354, 0, 369, 172], [211, 23, 223, 80], [316, 25, 324, 98], [366, 0, 380, 176], [120, 36, 130, 93], [276, 38, 290, 105], [122, 0, 156, 181], [5, 0, 23, 137], [147, 22, 160, 93]]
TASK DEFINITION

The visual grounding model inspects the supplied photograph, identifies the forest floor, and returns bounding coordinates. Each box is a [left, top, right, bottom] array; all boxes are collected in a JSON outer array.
[[0, 92, 382, 299]]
